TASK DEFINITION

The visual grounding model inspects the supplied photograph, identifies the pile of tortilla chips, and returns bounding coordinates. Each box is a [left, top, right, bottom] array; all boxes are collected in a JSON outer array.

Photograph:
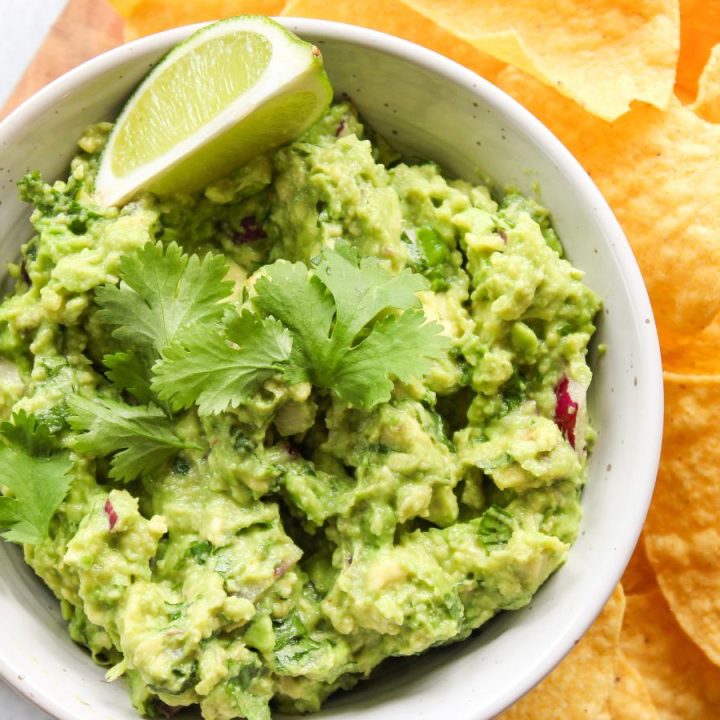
[[108, 1, 720, 716]]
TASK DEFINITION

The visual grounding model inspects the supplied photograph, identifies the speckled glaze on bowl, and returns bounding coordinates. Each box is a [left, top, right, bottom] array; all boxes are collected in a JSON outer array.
[[0, 18, 663, 720]]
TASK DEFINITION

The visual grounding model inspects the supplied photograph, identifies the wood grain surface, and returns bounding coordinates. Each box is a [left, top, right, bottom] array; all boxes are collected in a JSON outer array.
[[1, 0, 123, 120]]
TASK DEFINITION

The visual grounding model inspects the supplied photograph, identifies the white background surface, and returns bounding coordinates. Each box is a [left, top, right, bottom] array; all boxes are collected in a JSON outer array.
[[0, 0, 68, 107], [1, 2, 67, 715]]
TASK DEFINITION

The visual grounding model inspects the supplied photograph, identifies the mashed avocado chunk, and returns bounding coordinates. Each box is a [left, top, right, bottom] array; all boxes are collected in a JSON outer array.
[[0, 102, 600, 719]]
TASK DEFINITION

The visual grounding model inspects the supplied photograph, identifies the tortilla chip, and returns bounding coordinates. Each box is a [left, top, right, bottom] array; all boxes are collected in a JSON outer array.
[[644, 373, 720, 667], [282, 0, 505, 81], [607, 652, 660, 720], [691, 44, 720, 123], [391, 0, 678, 121], [621, 537, 656, 595], [491, 65, 720, 349], [595, 653, 655, 720], [498, 586, 625, 719], [109, 0, 287, 39], [663, 311, 720, 375], [110, 0, 143, 16], [621, 589, 720, 718], [676, 0, 720, 102]]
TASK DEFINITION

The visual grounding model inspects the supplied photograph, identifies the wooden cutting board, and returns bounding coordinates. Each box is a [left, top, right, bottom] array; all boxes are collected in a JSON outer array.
[[1, 0, 124, 120]]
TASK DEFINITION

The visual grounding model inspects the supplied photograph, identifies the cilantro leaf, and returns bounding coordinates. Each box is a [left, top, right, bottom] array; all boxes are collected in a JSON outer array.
[[104, 351, 155, 405], [477, 505, 516, 550], [152, 311, 293, 415], [67, 396, 195, 482], [253, 260, 335, 384], [253, 250, 449, 408], [324, 309, 450, 407], [95, 242, 233, 398], [315, 250, 428, 345], [273, 612, 322, 674], [1, 410, 57, 455], [0, 412, 73, 545]]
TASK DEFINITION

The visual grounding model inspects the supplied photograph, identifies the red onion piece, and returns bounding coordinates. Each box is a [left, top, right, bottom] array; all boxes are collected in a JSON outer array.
[[104, 498, 118, 531], [554, 376, 579, 448]]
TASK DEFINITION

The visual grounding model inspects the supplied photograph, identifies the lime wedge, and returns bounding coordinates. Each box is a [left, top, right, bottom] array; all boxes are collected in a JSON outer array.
[[95, 16, 332, 206]]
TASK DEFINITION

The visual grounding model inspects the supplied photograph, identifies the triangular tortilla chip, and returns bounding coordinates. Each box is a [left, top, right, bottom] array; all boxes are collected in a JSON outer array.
[[621, 589, 720, 718], [498, 586, 625, 719], [393, 0, 678, 121], [644, 373, 720, 667], [607, 652, 660, 720]]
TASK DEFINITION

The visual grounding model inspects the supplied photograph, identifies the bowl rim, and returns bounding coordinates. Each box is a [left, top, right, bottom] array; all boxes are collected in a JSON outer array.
[[0, 16, 664, 720]]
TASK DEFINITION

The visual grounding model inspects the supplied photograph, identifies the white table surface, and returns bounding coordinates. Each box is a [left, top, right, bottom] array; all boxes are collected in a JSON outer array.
[[1, 3, 69, 716], [0, 0, 68, 108]]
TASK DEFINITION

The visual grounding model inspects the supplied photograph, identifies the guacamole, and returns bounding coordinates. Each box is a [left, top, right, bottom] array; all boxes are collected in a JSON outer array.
[[0, 102, 600, 719]]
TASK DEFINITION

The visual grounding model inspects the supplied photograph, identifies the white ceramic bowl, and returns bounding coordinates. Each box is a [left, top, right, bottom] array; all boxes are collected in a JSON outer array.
[[0, 18, 663, 720]]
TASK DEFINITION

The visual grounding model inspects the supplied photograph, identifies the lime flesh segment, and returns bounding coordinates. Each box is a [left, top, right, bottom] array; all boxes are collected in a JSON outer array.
[[111, 32, 272, 175], [95, 16, 333, 206], [149, 87, 323, 196]]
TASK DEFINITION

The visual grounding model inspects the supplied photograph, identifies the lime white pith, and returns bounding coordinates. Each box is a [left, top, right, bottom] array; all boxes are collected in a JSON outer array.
[[94, 16, 333, 206]]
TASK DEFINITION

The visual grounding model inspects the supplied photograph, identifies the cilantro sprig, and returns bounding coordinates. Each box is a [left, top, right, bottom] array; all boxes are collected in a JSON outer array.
[[92, 241, 448, 417], [152, 247, 448, 411], [0, 411, 73, 545], [253, 250, 449, 407], [96, 241, 232, 355], [67, 397, 196, 482], [153, 311, 293, 415], [95, 241, 233, 401]]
